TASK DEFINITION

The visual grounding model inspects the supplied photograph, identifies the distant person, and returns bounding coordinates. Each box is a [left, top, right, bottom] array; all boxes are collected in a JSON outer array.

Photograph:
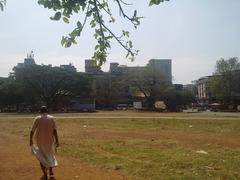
[[30, 106, 59, 180]]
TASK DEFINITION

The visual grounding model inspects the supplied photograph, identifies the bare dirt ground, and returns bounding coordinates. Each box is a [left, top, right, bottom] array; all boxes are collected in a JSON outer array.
[[0, 131, 133, 180]]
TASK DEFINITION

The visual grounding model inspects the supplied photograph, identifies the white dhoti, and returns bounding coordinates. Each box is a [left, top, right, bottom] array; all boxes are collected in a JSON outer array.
[[31, 144, 58, 168]]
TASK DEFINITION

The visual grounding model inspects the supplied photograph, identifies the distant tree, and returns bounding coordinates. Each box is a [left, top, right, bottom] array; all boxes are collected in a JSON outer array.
[[182, 90, 196, 106], [65, 72, 92, 97], [13, 64, 92, 110], [123, 64, 170, 109], [210, 57, 240, 103], [37, 0, 169, 65], [0, 77, 24, 111], [160, 87, 196, 111], [93, 74, 124, 108], [121, 63, 195, 111]]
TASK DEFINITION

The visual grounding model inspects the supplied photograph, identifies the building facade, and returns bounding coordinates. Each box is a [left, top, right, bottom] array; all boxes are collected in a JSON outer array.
[[85, 59, 173, 108], [195, 76, 212, 104], [148, 59, 172, 84]]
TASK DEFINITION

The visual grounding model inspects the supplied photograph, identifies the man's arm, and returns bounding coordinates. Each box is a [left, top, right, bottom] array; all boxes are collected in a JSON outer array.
[[29, 131, 34, 146], [53, 129, 59, 147], [30, 117, 38, 146]]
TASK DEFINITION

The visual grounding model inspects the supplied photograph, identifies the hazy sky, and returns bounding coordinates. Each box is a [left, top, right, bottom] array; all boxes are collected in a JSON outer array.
[[0, 0, 240, 84]]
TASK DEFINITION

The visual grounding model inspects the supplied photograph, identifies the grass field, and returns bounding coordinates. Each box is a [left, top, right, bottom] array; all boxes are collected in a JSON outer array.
[[1, 111, 240, 180]]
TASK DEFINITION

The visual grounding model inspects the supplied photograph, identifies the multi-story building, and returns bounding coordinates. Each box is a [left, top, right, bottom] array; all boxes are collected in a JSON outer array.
[[17, 51, 36, 68], [195, 76, 212, 104], [85, 59, 173, 107], [183, 84, 196, 94], [85, 59, 102, 73], [195, 70, 240, 107], [60, 63, 77, 72], [108, 59, 172, 84], [85, 59, 172, 80], [148, 59, 172, 84]]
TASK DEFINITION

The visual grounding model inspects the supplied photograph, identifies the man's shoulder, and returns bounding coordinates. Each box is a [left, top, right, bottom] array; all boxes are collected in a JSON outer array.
[[34, 115, 41, 120], [47, 115, 55, 119]]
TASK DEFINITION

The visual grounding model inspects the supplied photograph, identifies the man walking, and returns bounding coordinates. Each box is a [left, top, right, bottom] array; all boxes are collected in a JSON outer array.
[[30, 106, 59, 180]]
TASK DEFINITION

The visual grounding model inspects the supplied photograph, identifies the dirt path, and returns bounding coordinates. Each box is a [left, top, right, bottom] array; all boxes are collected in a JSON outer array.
[[0, 132, 133, 180]]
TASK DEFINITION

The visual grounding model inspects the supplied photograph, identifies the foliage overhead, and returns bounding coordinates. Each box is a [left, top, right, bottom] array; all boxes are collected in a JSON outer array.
[[0, 0, 6, 11], [37, 0, 169, 65]]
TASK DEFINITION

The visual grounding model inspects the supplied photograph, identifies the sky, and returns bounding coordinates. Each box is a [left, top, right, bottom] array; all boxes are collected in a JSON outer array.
[[0, 0, 240, 84]]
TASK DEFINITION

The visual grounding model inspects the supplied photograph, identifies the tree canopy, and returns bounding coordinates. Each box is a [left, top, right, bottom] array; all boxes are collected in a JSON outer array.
[[210, 57, 240, 103], [214, 57, 240, 75], [37, 0, 169, 65], [0, 64, 92, 111]]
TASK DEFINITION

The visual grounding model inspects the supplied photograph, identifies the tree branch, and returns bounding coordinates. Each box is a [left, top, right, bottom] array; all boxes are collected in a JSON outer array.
[[93, 0, 106, 44], [101, 22, 137, 56], [115, 0, 140, 26]]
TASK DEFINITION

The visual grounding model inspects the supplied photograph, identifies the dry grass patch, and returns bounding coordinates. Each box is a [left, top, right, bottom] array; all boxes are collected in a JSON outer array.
[[1, 112, 240, 179]]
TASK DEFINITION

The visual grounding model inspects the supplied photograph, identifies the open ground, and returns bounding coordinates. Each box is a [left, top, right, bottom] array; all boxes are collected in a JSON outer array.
[[0, 111, 240, 180]]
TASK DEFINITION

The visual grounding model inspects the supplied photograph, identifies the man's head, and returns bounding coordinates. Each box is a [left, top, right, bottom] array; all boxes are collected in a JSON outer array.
[[39, 106, 48, 114]]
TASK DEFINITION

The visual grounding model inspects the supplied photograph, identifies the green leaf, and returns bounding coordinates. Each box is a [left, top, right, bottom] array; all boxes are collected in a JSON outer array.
[[71, 38, 77, 44], [95, 45, 100, 50], [77, 21, 82, 28], [69, 28, 81, 38], [123, 30, 130, 38], [50, 12, 61, 21], [0, 3, 3, 11], [73, 7, 79, 13], [65, 41, 72, 48], [61, 36, 66, 46], [90, 20, 96, 28], [128, 41, 133, 48], [149, 0, 169, 6], [63, 17, 69, 24], [86, 9, 93, 17], [63, 10, 70, 18]]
